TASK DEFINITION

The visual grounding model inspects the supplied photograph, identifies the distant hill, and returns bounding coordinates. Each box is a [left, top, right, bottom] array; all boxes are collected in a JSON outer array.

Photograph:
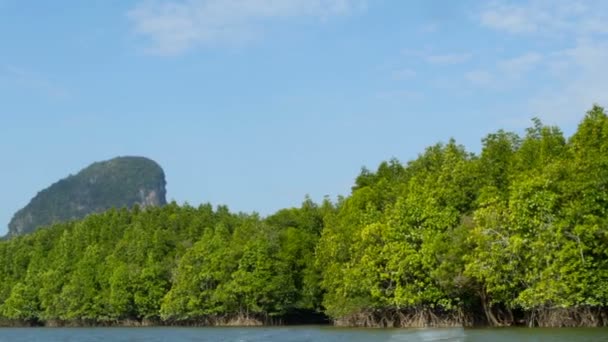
[[6, 156, 167, 237]]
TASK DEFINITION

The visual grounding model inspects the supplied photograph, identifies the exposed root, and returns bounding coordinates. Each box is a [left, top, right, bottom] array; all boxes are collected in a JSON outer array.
[[526, 307, 608, 328], [4, 307, 608, 328], [333, 308, 473, 328]]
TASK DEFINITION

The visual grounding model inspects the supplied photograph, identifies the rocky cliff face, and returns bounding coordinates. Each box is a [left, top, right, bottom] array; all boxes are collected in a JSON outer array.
[[6, 156, 167, 237]]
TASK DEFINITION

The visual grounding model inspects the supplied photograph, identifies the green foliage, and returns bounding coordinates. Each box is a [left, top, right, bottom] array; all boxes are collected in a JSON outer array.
[[0, 199, 326, 324], [1, 106, 607, 326], [317, 106, 608, 325]]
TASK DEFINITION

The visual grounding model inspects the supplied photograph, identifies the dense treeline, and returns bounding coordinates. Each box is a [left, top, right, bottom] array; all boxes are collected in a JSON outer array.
[[0, 201, 330, 326], [1, 106, 608, 328]]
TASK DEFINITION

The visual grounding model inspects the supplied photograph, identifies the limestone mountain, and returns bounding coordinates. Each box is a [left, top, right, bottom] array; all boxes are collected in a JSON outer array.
[[7, 156, 167, 237]]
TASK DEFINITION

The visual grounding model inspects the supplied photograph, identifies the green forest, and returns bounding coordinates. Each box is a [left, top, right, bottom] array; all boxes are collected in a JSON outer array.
[[1, 106, 608, 328]]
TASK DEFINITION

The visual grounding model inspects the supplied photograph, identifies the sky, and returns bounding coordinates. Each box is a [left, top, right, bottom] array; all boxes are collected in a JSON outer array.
[[1, 0, 608, 235]]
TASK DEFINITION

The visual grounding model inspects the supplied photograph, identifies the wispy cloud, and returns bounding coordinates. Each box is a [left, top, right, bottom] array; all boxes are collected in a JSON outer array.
[[128, 0, 366, 55], [391, 68, 416, 80], [478, 1, 551, 34], [418, 22, 439, 34], [478, 0, 608, 36], [528, 40, 608, 124], [464, 69, 493, 86], [0, 65, 69, 99], [472, 0, 608, 124], [463, 52, 542, 89], [426, 52, 472, 65], [498, 52, 542, 75], [375, 89, 423, 101]]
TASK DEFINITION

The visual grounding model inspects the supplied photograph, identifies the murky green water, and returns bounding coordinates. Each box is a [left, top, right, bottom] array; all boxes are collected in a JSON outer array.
[[0, 326, 607, 341]]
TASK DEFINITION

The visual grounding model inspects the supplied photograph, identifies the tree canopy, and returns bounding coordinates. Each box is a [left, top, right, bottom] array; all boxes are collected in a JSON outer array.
[[1, 106, 608, 328]]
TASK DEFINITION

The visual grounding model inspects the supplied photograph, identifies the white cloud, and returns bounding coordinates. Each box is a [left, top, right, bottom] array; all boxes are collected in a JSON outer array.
[[0, 65, 69, 99], [479, 2, 548, 34], [465, 69, 493, 86], [128, 0, 366, 55], [375, 89, 423, 101], [478, 0, 608, 36], [401, 48, 427, 58], [464, 52, 542, 88], [528, 40, 608, 124], [426, 52, 472, 65], [418, 22, 439, 34], [498, 52, 543, 77], [471, 40, 608, 126], [391, 68, 416, 80], [471, 1, 608, 124]]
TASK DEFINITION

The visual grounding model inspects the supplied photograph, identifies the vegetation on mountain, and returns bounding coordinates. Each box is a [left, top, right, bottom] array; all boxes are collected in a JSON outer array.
[[7, 156, 167, 237], [1, 106, 608, 328]]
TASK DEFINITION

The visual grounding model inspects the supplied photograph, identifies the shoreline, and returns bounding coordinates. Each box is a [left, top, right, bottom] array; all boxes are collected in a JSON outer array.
[[2, 317, 607, 328]]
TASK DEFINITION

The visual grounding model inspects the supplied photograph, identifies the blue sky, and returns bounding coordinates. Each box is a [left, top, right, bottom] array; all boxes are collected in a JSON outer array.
[[1, 0, 607, 234]]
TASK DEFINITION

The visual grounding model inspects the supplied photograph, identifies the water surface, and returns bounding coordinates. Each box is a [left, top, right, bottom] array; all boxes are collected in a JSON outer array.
[[0, 326, 607, 342]]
